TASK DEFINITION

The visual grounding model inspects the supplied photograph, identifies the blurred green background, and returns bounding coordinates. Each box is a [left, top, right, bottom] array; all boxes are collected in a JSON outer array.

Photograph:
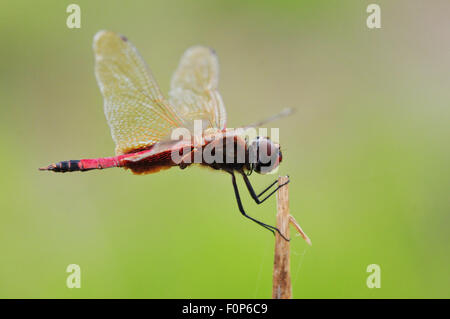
[[0, 0, 448, 298]]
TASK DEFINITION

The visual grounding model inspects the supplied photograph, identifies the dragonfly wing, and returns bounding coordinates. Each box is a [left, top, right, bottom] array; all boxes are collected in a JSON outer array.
[[169, 46, 226, 130], [122, 140, 194, 163], [94, 31, 185, 155]]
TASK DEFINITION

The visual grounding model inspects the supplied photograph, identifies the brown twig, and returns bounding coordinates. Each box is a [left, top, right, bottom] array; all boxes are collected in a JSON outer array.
[[289, 215, 312, 246], [272, 176, 311, 299]]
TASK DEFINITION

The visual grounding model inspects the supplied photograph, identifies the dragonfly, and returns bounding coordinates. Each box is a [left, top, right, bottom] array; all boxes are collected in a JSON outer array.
[[39, 31, 293, 240]]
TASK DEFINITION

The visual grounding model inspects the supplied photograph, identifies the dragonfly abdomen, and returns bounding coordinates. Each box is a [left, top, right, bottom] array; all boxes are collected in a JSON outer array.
[[39, 157, 122, 173], [46, 160, 83, 172]]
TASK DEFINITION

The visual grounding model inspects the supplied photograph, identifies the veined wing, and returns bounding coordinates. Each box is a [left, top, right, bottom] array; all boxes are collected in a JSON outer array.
[[169, 46, 226, 131], [233, 108, 295, 136], [94, 30, 185, 155], [122, 139, 194, 163]]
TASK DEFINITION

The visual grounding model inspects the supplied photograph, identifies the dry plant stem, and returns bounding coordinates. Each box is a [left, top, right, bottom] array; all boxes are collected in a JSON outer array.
[[289, 215, 312, 246], [272, 176, 292, 299]]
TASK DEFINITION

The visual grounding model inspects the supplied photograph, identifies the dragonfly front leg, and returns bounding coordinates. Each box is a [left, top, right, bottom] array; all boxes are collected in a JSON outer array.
[[230, 172, 289, 241], [240, 172, 290, 205]]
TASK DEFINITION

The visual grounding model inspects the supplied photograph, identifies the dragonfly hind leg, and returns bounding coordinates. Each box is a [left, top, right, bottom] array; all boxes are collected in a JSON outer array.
[[240, 172, 289, 205], [230, 172, 289, 241]]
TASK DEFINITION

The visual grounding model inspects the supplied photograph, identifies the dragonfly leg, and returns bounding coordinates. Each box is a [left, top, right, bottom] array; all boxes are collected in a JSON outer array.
[[240, 172, 290, 205], [230, 172, 289, 241]]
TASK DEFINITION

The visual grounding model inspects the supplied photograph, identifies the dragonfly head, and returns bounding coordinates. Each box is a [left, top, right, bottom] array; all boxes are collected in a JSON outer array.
[[249, 137, 282, 174]]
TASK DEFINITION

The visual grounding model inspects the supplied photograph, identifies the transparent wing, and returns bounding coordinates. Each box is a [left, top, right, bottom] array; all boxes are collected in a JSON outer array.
[[169, 46, 226, 130], [241, 108, 294, 129], [94, 30, 185, 155]]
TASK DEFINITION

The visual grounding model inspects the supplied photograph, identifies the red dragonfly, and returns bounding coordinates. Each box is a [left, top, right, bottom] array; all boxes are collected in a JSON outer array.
[[40, 31, 293, 239]]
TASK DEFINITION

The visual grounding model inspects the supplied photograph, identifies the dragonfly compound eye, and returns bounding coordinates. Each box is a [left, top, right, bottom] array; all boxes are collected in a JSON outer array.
[[250, 137, 281, 174]]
